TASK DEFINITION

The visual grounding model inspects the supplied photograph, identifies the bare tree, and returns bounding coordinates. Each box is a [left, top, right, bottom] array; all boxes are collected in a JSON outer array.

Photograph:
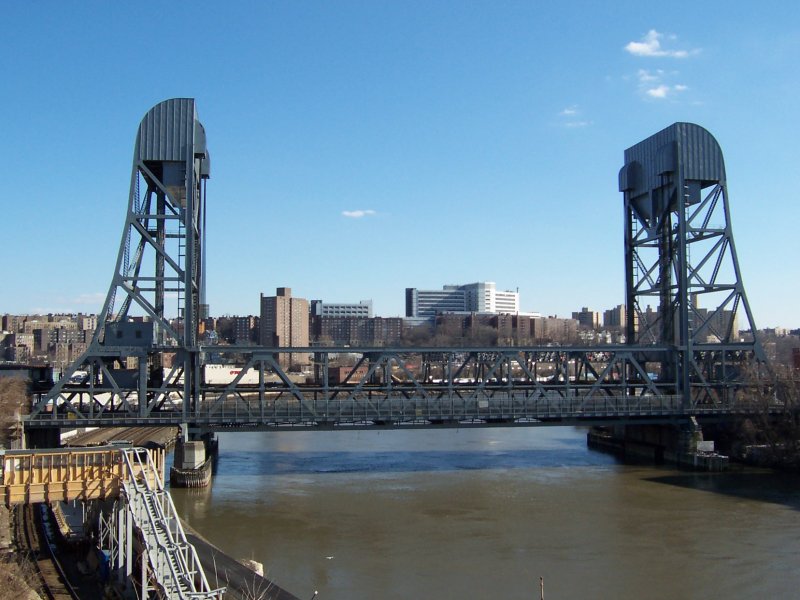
[[737, 364, 800, 469], [0, 378, 27, 449]]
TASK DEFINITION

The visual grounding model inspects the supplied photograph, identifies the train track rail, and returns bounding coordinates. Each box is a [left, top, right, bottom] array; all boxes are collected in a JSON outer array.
[[13, 504, 76, 600], [65, 425, 179, 448]]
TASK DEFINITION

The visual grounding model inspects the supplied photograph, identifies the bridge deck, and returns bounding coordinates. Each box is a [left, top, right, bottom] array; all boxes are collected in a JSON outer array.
[[31, 344, 774, 431], [26, 388, 778, 430]]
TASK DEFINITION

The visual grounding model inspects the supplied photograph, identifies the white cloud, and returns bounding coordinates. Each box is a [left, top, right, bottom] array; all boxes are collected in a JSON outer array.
[[635, 69, 688, 100], [645, 83, 688, 99], [625, 30, 696, 58], [342, 209, 376, 219], [637, 68, 661, 83], [646, 85, 670, 98], [556, 105, 591, 128]]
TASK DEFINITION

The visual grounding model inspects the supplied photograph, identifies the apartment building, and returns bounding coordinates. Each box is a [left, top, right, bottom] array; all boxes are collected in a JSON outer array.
[[259, 287, 310, 369]]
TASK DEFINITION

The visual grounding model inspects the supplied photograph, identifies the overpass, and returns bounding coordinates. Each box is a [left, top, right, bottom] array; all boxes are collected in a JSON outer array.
[[25, 100, 774, 443]]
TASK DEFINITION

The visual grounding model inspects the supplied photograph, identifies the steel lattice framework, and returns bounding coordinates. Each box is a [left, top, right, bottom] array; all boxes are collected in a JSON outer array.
[[99, 448, 224, 598], [27, 104, 774, 432], [34, 99, 210, 422], [619, 123, 767, 406]]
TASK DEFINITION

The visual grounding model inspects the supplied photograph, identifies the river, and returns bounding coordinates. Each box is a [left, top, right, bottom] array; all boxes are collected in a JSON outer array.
[[169, 427, 800, 600]]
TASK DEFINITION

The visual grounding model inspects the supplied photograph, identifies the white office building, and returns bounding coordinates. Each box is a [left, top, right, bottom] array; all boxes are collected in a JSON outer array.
[[405, 282, 520, 320]]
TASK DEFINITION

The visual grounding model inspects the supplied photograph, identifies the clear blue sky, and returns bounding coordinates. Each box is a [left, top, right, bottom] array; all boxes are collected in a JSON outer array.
[[2, 2, 798, 328]]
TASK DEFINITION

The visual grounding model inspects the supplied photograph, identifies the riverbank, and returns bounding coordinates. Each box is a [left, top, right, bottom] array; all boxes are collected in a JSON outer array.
[[181, 520, 300, 600], [586, 427, 729, 471]]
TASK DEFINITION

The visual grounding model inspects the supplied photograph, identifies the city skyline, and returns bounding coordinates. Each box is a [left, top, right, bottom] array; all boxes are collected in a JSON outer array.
[[2, 3, 799, 328]]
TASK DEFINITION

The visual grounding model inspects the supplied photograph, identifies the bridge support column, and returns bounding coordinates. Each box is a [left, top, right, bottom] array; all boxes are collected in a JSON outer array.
[[588, 419, 728, 471], [201, 431, 219, 460], [24, 427, 60, 449], [171, 428, 216, 488]]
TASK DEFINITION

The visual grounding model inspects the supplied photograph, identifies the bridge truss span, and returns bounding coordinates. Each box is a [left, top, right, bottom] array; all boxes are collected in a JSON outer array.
[[28, 344, 775, 430]]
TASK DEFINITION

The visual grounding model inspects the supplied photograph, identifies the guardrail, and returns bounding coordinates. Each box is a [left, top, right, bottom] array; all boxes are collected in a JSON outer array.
[[24, 391, 780, 429]]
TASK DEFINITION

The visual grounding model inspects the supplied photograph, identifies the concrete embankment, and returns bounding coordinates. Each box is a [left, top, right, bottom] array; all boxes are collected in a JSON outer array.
[[182, 522, 302, 600]]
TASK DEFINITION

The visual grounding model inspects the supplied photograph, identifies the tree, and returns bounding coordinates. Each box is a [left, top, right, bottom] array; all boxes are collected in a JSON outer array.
[[736, 364, 800, 469], [0, 377, 27, 449]]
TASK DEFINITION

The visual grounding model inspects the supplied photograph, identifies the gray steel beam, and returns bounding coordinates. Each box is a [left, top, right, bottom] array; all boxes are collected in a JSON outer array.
[[27, 343, 782, 430]]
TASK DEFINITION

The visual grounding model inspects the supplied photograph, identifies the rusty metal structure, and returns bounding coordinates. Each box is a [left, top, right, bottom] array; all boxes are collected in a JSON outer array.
[[2, 445, 162, 506]]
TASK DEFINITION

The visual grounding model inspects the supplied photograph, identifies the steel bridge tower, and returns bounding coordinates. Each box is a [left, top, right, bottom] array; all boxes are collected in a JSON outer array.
[[28, 104, 774, 435], [619, 122, 766, 405], [39, 99, 210, 420]]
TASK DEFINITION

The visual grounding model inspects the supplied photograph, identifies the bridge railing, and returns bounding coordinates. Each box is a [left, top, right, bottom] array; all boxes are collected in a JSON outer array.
[[193, 391, 699, 423], [26, 380, 779, 429]]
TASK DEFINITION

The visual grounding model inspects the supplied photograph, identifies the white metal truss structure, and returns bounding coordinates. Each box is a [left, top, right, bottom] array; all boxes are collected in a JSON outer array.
[[32, 98, 209, 421], [619, 122, 767, 405], [98, 448, 224, 599]]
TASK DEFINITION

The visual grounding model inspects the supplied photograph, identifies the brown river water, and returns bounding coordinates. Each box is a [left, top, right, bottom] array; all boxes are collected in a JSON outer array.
[[169, 427, 800, 600]]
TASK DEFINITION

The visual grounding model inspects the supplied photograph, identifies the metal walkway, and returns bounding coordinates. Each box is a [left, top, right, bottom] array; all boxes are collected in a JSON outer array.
[[116, 448, 224, 599], [2, 447, 224, 599]]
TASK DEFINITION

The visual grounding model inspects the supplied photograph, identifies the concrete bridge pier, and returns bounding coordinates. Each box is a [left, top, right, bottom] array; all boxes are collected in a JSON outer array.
[[588, 418, 728, 471], [171, 426, 217, 488]]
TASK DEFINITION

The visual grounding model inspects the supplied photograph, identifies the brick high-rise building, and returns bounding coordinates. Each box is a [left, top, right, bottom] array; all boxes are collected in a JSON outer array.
[[572, 307, 601, 330], [77, 313, 98, 332], [259, 287, 310, 370], [603, 305, 626, 331], [233, 316, 259, 344], [311, 316, 402, 346]]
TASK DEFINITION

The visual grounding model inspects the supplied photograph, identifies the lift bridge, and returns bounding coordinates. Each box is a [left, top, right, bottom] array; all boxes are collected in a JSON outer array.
[[26, 98, 773, 439]]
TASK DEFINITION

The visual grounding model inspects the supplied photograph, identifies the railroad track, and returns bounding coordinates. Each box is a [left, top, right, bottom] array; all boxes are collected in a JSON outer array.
[[13, 504, 76, 600], [66, 425, 179, 448]]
